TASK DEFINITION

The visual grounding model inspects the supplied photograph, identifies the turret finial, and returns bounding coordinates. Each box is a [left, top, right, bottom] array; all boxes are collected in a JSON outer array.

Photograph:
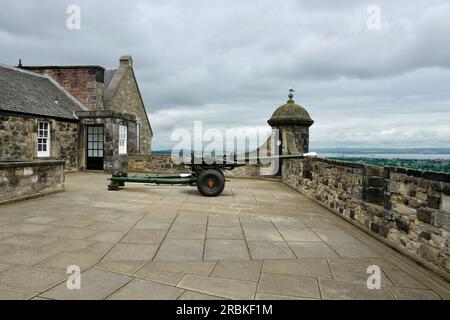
[[288, 87, 295, 102]]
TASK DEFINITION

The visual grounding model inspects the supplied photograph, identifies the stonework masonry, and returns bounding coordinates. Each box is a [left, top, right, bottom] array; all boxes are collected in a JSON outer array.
[[0, 160, 65, 204], [0, 114, 79, 171], [128, 154, 189, 174], [104, 62, 152, 155], [283, 157, 450, 280]]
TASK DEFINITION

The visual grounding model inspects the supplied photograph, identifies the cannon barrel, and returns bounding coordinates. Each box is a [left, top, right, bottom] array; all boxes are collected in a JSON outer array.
[[183, 152, 317, 166], [238, 152, 317, 162]]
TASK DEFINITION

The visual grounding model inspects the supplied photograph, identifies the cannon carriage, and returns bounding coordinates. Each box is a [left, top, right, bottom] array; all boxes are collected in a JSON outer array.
[[108, 153, 315, 197]]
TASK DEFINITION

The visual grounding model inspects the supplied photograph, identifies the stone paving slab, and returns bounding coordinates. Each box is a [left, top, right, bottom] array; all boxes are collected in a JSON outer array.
[[288, 242, 339, 258], [247, 241, 296, 260], [167, 223, 206, 240], [121, 230, 166, 244], [0, 173, 449, 300], [102, 244, 159, 262], [206, 226, 244, 240], [319, 279, 395, 300], [328, 258, 393, 285], [40, 268, 132, 300], [0, 266, 67, 292], [108, 279, 184, 300], [0, 286, 37, 300], [134, 219, 173, 231], [255, 293, 311, 300], [134, 268, 184, 286], [211, 260, 262, 282], [178, 290, 226, 300], [204, 240, 250, 261], [96, 261, 147, 276], [178, 275, 257, 300], [154, 239, 204, 261], [208, 215, 240, 227], [257, 273, 321, 299], [37, 252, 101, 271], [262, 259, 333, 279], [388, 286, 441, 300]]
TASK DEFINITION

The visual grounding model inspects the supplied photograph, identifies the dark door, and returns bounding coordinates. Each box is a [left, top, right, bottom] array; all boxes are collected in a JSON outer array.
[[86, 126, 104, 170]]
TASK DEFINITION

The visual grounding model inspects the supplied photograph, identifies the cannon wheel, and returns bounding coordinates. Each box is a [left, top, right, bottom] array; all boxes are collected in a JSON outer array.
[[197, 169, 225, 197]]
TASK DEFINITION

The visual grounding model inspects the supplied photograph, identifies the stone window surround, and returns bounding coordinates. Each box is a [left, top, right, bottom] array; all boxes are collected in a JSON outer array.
[[118, 125, 128, 155], [136, 120, 141, 154], [37, 121, 50, 158]]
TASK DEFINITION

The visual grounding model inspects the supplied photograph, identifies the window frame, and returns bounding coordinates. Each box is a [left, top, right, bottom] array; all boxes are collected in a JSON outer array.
[[37, 121, 50, 158], [136, 122, 141, 154], [118, 125, 128, 155]]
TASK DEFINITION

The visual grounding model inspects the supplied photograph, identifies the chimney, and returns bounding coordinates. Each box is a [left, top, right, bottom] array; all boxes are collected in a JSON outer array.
[[119, 55, 133, 67]]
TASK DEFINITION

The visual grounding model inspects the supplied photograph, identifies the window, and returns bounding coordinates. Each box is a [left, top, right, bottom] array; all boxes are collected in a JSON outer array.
[[37, 121, 50, 157], [119, 125, 127, 154], [136, 122, 141, 154]]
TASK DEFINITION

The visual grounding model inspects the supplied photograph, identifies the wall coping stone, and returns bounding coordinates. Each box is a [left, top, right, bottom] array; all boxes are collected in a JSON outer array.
[[314, 157, 367, 169], [76, 110, 136, 122], [0, 160, 65, 169], [386, 166, 450, 183]]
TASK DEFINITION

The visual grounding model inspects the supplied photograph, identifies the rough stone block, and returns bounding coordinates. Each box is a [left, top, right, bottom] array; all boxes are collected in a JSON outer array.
[[427, 195, 441, 210], [442, 195, 450, 212], [362, 187, 384, 204], [383, 210, 395, 221], [364, 165, 383, 177], [443, 183, 450, 196], [395, 218, 410, 233], [365, 177, 384, 188], [433, 212, 450, 231], [417, 208, 433, 224], [370, 223, 380, 234]]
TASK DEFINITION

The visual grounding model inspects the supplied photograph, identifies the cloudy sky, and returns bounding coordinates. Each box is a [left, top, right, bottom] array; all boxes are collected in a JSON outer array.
[[1, 0, 449, 150]]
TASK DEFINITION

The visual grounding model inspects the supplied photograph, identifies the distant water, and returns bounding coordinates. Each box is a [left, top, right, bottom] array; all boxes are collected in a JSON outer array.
[[318, 153, 450, 160]]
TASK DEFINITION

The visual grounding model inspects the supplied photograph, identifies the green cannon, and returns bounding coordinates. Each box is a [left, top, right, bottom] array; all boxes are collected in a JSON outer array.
[[107, 153, 316, 197]]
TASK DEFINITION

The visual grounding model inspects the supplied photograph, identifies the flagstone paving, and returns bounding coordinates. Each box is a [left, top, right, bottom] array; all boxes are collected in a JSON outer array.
[[0, 172, 449, 300]]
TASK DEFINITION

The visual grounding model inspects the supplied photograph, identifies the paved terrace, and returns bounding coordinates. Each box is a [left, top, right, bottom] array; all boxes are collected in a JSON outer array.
[[0, 173, 449, 300]]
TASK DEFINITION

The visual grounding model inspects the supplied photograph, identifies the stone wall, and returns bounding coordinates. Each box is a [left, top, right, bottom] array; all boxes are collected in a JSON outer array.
[[128, 155, 276, 177], [0, 160, 65, 204], [128, 154, 189, 173], [283, 157, 450, 280], [0, 115, 34, 161], [104, 62, 152, 155], [0, 114, 79, 171]]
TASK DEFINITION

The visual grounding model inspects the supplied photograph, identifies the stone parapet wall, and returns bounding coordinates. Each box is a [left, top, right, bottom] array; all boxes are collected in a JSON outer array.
[[128, 155, 274, 177], [283, 157, 450, 280], [0, 160, 65, 204], [128, 154, 189, 174]]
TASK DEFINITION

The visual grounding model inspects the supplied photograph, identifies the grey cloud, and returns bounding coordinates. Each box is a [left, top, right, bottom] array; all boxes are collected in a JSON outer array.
[[1, 0, 449, 150]]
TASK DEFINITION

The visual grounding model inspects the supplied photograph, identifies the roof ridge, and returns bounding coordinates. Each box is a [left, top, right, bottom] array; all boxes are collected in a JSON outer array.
[[0, 63, 49, 79]]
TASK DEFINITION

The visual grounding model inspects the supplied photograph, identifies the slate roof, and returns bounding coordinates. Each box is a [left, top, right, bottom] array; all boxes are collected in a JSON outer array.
[[104, 69, 117, 92], [0, 64, 86, 120]]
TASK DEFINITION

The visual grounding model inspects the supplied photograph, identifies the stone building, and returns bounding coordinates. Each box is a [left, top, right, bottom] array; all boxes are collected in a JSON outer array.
[[0, 56, 152, 172]]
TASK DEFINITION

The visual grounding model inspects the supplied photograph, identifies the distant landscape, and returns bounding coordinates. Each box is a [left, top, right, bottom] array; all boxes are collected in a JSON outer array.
[[312, 148, 450, 173], [153, 148, 450, 173]]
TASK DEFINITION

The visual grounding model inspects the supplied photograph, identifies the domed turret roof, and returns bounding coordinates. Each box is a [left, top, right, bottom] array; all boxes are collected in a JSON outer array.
[[268, 92, 314, 127]]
